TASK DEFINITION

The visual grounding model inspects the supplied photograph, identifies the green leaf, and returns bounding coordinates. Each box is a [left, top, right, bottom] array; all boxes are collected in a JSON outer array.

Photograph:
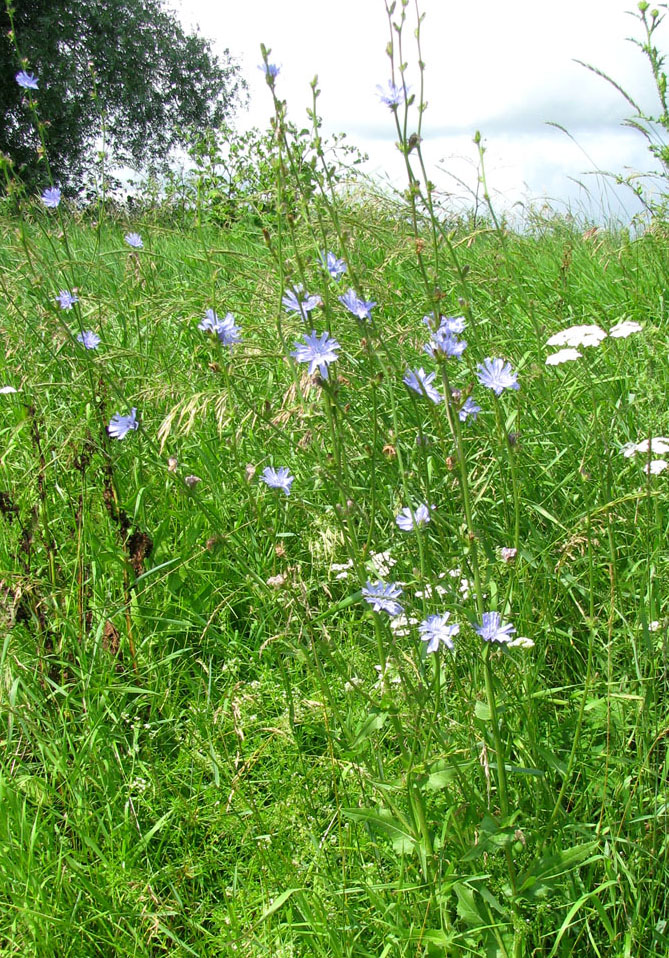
[[474, 700, 492, 721], [454, 882, 486, 927], [517, 842, 600, 900], [258, 887, 300, 922], [350, 710, 388, 749], [426, 767, 456, 790], [342, 806, 417, 855], [461, 814, 520, 861]]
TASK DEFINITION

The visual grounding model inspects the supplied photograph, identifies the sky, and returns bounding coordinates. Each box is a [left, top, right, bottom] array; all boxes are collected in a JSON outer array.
[[173, 0, 669, 223]]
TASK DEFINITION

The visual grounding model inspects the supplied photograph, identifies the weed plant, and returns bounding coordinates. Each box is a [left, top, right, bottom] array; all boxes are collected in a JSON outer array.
[[1, 2, 669, 956]]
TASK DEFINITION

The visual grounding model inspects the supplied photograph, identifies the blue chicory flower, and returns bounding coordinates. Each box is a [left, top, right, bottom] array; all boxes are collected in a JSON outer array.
[[362, 581, 404, 617], [458, 396, 481, 422], [57, 290, 78, 310], [108, 408, 139, 440], [403, 367, 443, 404], [260, 466, 294, 496], [198, 309, 241, 347], [376, 81, 407, 108], [320, 251, 347, 281], [339, 288, 376, 321], [477, 358, 520, 396], [423, 314, 466, 335], [473, 611, 516, 644], [396, 504, 431, 531], [292, 330, 340, 379], [124, 232, 143, 249], [424, 328, 467, 359], [259, 63, 280, 78], [282, 284, 321, 318], [16, 70, 38, 90], [419, 613, 459, 653], [76, 330, 101, 350], [41, 186, 61, 208]]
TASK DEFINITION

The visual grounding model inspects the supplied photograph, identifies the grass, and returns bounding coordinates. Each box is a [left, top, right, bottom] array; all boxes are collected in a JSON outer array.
[[1, 8, 669, 955], [0, 192, 667, 957]]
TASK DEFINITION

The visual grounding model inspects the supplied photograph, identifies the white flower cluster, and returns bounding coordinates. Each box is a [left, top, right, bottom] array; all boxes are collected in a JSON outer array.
[[544, 319, 642, 366], [621, 437, 669, 477]]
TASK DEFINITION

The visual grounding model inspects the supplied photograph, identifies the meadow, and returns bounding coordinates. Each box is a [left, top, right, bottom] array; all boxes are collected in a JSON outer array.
[[2, 7, 669, 957]]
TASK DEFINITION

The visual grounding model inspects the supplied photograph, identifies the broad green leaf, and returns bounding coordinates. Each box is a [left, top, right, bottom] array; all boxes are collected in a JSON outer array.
[[350, 710, 388, 748], [342, 806, 417, 854]]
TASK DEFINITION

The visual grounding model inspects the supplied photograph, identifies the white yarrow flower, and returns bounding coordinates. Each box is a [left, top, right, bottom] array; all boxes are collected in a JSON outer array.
[[331, 559, 354, 580], [369, 550, 397, 577], [609, 319, 642, 339], [389, 614, 419, 638], [508, 636, 535, 649], [622, 437, 669, 458], [644, 459, 668, 475], [546, 348, 582, 366], [546, 324, 607, 348]]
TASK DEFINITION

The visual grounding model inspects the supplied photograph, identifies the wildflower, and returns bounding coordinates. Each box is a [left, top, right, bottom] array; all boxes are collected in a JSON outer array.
[[198, 309, 241, 347], [376, 80, 406, 108], [16, 70, 38, 90], [499, 546, 517, 563], [214, 313, 241, 347], [331, 559, 354, 580], [369, 550, 397, 577], [414, 582, 448, 599], [474, 611, 516, 644], [198, 308, 221, 334], [108, 408, 139, 440], [259, 62, 280, 78], [476, 358, 520, 396], [644, 459, 668, 475], [41, 186, 61, 208], [424, 314, 466, 335], [448, 568, 471, 600], [260, 466, 294, 495], [362, 580, 404, 617], [320, 251, 347, 280], [390, 613, 419, 638], [609, 319, 643, 339], [459, 396, 481, 422], [56, 290, 78, 310], [0, 386, 17, 394], [76, 330, 101, 350], [621, 437, 669, 458], [545, 348, 582, 365], [267, 573, 287, 588], [508, 635, 535, 649], [546, 324, 606, 348], [339, 288, 376, 321], [282, 284, 320, 318], [292, 330, 340, 379], [395, 503, 431, 531], [404, 367, 443, 404], [124, 232, 143, 249], [184, 475, 201, 488], [425, 327, 467, 359], [373, 661, 402, 688], [419, 613, 459, 653]]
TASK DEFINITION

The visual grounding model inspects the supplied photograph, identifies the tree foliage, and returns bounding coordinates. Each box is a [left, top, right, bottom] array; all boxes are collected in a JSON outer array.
[[1, 0, 247, 190]]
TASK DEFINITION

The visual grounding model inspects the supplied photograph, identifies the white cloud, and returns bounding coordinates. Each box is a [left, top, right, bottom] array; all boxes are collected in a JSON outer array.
[[175, 0, 669, 219]]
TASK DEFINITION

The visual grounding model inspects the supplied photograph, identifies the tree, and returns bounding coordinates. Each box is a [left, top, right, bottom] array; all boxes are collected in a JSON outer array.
[[1, 0, 247, 191]]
